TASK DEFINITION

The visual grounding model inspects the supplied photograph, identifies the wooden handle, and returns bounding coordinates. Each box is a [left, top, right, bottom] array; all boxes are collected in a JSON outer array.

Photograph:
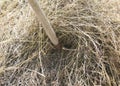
[[28, 0, 59, 45]]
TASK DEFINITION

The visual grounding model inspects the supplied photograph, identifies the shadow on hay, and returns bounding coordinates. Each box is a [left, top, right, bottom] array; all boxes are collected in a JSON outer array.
[[41, 33, 79, 86]]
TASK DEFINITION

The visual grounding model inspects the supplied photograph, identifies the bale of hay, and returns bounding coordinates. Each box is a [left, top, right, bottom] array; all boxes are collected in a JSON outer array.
[[0, 0, 120, 86]]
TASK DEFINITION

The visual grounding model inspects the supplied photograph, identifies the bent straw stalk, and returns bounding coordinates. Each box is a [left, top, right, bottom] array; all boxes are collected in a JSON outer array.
[[28, 0, 59, 45]]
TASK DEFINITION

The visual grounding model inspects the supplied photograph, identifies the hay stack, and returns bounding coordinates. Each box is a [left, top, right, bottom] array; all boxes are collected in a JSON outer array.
[[0, 0, 120, 86]]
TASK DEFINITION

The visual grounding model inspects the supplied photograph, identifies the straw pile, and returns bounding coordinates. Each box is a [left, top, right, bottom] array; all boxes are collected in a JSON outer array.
[[0, 0, 120, 86]]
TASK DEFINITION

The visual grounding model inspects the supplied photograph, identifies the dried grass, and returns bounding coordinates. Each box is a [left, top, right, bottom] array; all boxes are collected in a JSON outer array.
[[0, 0, 120, 86]]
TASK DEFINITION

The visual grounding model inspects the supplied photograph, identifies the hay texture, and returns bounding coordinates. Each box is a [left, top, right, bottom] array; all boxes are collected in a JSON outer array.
[[0, 0, 120, 86]]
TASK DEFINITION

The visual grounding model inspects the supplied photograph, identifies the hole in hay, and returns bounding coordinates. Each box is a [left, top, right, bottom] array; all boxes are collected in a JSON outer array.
[[59, 33, 78, 49], [64, 44, 72, 49]]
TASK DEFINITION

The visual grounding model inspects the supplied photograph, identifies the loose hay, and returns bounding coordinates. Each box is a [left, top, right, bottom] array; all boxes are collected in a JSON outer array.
[[0, 0, 120, 86]]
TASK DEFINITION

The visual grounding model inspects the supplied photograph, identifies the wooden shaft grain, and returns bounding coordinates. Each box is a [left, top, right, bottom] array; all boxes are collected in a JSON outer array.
[[28, 0, 59, 45]]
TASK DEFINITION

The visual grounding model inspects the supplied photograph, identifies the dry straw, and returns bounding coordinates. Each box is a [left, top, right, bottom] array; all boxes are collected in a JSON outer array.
[[0, 0, 120, 86]]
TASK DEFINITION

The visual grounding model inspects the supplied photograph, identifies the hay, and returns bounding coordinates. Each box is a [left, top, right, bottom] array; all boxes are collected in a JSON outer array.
[[0, 0, 120, 86]]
